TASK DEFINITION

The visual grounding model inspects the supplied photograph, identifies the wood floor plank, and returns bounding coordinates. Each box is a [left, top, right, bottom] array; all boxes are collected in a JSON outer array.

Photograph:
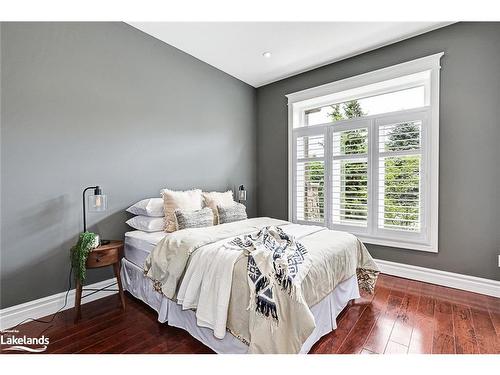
[[434, 300, 454, 333], [384, 340, 408, 354], [387, 278, 409, 299], [52, 319, 151, 353], [489, 310, 500, 336], [470, 307, 499, 354], [46, 302, 148, 345], [408, 285, 436, 354], [78, 322, 166, 354], [417, 284, 435, 319], [370, 283, 393, 310], [100, 330, 150, 354], [485, 296, 500, 314], [322, 303, 368, 353], [10, 294, 126, 339], [389, 284, 420, 347], [162, 330, 211, 354], [363, 294, 403, 353], [432, 299, 455, 354], [452, 304, 479, 354], [408, 316, 434, 354], [120, 334, 169, 354], [432, 285, 485, 309], [320, 290, 376, 354], [166, 336, 209, 354], [432, 334, 455, 354], [309, 333, 333, 354], [47, 315, 134, 353], [146, 341, 172, 354], [337, 304, 381, 354]]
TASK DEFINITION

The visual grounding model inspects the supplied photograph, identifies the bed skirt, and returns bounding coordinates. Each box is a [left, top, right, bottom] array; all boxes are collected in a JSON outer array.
[[121, 257, 360, 354]]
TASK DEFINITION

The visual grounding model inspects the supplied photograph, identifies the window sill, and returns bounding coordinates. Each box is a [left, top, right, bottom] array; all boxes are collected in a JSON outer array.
[[292, 219, 438, 253], [356, 235, 438, 253]]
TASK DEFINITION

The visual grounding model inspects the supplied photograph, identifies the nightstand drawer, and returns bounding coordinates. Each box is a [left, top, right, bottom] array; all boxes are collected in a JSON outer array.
[[86, 247, 120, 268]]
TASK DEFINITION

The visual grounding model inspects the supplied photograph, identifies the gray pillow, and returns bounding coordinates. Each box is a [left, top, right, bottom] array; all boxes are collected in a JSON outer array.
[[217, 203, 247, 224], [174, 207, 214, 230]]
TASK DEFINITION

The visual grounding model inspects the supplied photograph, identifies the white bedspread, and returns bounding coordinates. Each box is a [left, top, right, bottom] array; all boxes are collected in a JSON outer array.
[[145, 217, 379, 353], [176, 223, 325, 340]]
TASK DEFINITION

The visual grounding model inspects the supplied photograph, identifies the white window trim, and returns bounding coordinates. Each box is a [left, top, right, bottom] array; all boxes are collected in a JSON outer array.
[[287, 52, 443, 253]]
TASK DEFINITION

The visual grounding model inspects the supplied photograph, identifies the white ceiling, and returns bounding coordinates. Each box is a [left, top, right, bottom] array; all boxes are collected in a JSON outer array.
[[129, 22, 451, 87]]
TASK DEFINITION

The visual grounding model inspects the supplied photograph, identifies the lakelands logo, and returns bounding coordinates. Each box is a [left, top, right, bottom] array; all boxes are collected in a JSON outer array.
[[1, 330, 49, 353]]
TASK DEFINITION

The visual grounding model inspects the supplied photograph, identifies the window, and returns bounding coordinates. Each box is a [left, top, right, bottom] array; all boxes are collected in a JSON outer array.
[[295, 135, 325, 222], [288, 53, 442, 252]]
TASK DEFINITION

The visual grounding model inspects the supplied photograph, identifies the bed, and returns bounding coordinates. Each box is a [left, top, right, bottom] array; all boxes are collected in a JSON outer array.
[[120, 217, 379, 354]]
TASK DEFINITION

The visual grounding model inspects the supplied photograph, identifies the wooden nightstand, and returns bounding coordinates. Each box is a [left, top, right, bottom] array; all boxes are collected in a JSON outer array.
[[74, 240, 125, 323]]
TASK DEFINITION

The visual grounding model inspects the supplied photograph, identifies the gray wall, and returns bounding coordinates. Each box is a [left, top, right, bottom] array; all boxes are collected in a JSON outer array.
[[257, 22, 500, 281], [0, 22, 257, 308]]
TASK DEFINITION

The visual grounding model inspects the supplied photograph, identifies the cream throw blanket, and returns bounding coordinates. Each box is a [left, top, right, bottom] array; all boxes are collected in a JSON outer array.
[[176, 236, 242, 338]]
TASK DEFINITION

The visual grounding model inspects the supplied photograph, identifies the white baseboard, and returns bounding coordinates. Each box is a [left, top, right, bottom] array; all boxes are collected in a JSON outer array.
[[0, 278, 117, 331], [375, 259, 500, 298]]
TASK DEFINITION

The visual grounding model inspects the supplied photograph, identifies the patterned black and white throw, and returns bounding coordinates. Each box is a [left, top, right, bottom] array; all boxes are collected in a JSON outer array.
[[229, 226, 311, 324]]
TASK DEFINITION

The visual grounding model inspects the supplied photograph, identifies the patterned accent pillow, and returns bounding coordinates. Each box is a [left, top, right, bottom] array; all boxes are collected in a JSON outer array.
[[174, 207, 214, 230], [217, 203, 247, 224]]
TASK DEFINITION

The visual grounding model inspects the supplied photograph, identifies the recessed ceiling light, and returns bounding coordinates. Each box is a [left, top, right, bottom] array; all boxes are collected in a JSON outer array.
[[262, 51, 272, 58]]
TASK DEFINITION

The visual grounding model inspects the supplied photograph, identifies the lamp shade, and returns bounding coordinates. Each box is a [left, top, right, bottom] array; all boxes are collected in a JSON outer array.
[[238, 185, 247, 202], [82, 185, 108, 234], [88, 194, 107, 212]]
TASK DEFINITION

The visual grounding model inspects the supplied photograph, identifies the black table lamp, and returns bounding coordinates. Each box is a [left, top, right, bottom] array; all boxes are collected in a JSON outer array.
[[82, 186, 108, 244]]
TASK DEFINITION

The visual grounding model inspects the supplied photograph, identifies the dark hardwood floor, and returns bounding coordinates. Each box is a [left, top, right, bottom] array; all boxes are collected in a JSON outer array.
[[2, 274, 499, 354]]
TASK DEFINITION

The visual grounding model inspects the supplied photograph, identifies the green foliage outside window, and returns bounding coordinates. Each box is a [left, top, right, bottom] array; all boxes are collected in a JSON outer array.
[[304, 161, 324, 221], [383, 122, 421, 230], [329, 101, 368, 223], [302, 100, 421, 230]]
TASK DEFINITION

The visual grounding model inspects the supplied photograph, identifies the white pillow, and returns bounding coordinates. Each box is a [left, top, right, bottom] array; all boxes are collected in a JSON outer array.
[[126, 216, 165, 232], [126, 198, 164, 217], [160, 188, 203, 232], [202, 190, 235, 224]]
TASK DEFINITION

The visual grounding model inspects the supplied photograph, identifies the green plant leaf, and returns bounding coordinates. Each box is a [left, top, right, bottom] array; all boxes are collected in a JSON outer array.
[[70, 231, 97, 282]]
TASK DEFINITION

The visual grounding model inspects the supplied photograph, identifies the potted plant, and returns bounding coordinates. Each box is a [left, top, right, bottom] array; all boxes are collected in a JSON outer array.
[[70, 232, 99, 282]]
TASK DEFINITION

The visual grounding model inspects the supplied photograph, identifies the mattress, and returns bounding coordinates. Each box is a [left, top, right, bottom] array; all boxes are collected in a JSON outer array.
[[124, 230, 167, 267]]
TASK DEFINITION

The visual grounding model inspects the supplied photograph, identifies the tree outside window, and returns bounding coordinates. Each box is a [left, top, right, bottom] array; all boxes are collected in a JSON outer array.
[[303, 100, 420, 229]]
